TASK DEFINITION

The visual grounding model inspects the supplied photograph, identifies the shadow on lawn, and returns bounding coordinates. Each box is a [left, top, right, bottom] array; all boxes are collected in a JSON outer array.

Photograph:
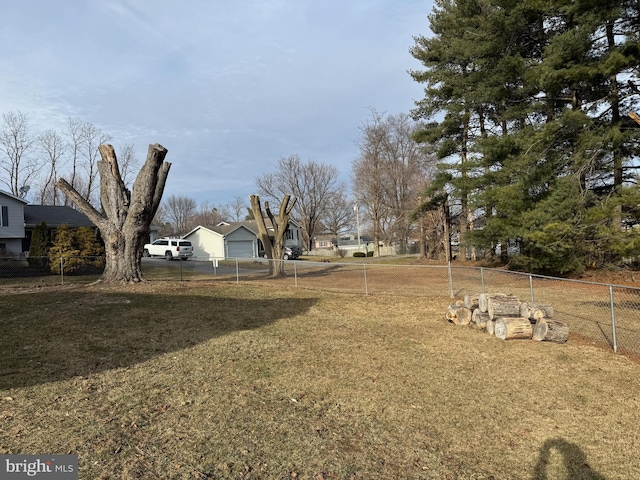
[[0, 290, 318, 390], [533, 438, 606, 480]]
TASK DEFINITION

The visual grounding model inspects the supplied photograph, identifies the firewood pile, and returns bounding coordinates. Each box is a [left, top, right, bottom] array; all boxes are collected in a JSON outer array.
[[445, 292, 569, 343]]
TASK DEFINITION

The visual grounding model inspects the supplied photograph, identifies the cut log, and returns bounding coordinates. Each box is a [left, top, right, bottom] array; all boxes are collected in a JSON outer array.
[[478, 292, 507, 313], [464, 294, 479, 311], [445, 305, 472, 326], [451, 299, 465, 308], [533, 319, 569, 343], [472, 308, 490, 329], [520, 302, 554, 321], [486, 318, 496, 335], [494, 317, 533, 340], [488, 295, 521, 320]]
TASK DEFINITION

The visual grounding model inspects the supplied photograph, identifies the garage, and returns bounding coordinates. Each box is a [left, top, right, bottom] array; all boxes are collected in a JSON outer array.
[[226, 240, 254, 258]]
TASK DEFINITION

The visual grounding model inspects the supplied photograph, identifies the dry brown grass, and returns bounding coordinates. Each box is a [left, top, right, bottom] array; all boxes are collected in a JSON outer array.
[[1, 281, 639, 479]]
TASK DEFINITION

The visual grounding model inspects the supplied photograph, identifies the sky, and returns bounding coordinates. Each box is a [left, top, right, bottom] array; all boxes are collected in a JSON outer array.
[[1, 0, 434, 207]]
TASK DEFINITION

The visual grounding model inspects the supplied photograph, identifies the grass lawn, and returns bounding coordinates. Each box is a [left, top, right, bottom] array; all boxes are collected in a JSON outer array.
[[1, 281, 639, 479]]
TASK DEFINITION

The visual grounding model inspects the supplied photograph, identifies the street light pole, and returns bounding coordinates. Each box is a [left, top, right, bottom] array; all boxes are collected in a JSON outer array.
[[354, 204, 361, 252]]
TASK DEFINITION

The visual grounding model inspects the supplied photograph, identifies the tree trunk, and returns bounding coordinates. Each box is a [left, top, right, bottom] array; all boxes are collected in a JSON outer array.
[[472, 308, 490, 329], [478, 292, 507, 313], [486, 318, 496, 335], [520, 303, 554, 321], [445, 304, 472, 325], [533, 319, 569, 343], [488, 295, 521, 320], [56, 144, 170, 283], [464, 294, 479, 311], [249, 194, 297, 277], [494, 317, 533, 340]]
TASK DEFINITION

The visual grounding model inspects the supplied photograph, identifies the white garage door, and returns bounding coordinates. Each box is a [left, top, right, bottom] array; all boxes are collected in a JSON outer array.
[[226, 241, 254, 258]]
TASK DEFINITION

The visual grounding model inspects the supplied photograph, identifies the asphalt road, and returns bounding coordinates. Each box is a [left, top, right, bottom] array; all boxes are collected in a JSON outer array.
[[140, 257, 265, 275]]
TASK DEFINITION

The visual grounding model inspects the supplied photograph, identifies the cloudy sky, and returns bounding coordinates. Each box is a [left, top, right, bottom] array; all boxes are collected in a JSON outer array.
[[1, 0, 434, 206]]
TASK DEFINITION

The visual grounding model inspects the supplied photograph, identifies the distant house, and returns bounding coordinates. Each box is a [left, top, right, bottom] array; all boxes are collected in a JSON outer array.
[[183, 219, 303, 260], [314, 234, 374, 253]]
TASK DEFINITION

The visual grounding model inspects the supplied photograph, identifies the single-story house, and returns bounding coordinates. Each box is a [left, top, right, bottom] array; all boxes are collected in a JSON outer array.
[[183, 219, 303, 260]]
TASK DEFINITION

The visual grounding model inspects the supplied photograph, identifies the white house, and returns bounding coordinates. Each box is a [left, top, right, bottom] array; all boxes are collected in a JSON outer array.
[[182, 219, 304, 260], [183, 223, 258, 260]]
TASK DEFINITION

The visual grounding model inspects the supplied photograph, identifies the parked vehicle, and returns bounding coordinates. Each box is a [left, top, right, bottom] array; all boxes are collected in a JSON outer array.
[[143, 238, 193, 260], [258, 245, 300, 260]]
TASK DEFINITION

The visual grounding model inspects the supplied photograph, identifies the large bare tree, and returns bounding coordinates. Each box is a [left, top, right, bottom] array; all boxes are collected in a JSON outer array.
[[255, 154, 341, 252], [249, 194, 296, 277], [352, 110, 431, 255], [56, 143, 171, 283]]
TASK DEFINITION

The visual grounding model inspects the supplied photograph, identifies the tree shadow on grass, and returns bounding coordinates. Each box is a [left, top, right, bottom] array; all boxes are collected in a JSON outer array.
[[533, 438, 606, 480], [0, 290, 318, 390]]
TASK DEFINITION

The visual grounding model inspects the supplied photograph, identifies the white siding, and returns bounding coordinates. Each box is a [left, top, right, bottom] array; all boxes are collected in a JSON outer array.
[[183, 228, 225, 260]]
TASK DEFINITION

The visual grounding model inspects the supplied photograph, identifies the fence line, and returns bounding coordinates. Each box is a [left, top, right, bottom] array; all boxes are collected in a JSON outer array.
[[1, 255, 639, 356]]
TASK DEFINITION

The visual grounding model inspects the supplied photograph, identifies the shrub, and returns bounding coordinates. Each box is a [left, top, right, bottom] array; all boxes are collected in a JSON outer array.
[[49, 225, 105, 275], [353, 252, 366, 258], [28, 221, 50, 269], [366, 251, 374, 257], [337, 249, 347, 258]]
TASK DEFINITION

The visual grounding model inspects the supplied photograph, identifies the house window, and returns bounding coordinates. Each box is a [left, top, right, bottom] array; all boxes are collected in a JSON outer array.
[[1, 206, 7, 227]]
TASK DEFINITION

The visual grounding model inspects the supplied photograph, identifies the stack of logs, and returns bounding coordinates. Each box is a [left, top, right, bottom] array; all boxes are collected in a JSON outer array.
[[445, 292, 569, 343]]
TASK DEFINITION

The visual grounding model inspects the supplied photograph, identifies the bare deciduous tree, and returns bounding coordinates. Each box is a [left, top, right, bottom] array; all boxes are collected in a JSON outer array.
[[163, 194, 197, 235], [79, 121, 111, 203], [256, 154, 340, 252], [320, 186, 354, 237], [0, 111, 40, 196], [117, 143, 139, 186], [352, 110, 431, 256], [220, 196, 249, 222], [56, 143, 171, 283], [38, 129, 66, 205], [249, 194, 296, 276]]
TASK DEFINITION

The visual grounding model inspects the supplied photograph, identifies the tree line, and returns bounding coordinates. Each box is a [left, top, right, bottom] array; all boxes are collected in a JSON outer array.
[[410, 0, 640, 274]]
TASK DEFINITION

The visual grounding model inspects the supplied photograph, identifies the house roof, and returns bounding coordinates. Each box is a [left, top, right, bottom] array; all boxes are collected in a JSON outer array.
[[183, 223, 257, 238], [24, 205, 95, 228], [0, 189, 29, 204]]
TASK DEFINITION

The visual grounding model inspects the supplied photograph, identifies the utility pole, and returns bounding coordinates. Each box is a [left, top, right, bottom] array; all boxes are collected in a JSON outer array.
[[354, 204, 361, 252]]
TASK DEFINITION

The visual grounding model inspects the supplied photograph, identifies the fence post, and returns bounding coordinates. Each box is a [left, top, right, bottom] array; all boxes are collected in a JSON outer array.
[[60, 257, 64, 285], [480, 267, 485, 294], [363, 263, 368, 295], [294, 261, 298, 288], [235, 258, 239, 283], [448, 261, 454, 298], [179, 257, 183, 282], [610, 285, 618, 353], [529, 275, 535, 304]]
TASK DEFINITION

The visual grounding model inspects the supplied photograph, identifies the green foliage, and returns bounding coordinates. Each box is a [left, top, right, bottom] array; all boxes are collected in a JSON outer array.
[[366, 251, 374, 257], [49, 225, 105, 275], [411, 0, 640, 276], [28, 221, 50, 269], [353, 252, 366, 258]]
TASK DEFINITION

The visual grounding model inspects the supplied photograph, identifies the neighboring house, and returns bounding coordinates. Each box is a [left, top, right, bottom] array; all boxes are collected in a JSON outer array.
[[0, 189, 99, 256], [313, 234, 375, 253], [23, 205, 96, 252], [0, 190, 29, 256], [182, 219, 304, 260]]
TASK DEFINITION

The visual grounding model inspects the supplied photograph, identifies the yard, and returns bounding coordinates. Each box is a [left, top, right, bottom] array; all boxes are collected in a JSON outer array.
[[1, 281, 639, 479]]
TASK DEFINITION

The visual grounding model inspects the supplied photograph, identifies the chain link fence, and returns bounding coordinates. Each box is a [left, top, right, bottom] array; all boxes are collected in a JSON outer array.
[[1, 255, 639, 357]]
